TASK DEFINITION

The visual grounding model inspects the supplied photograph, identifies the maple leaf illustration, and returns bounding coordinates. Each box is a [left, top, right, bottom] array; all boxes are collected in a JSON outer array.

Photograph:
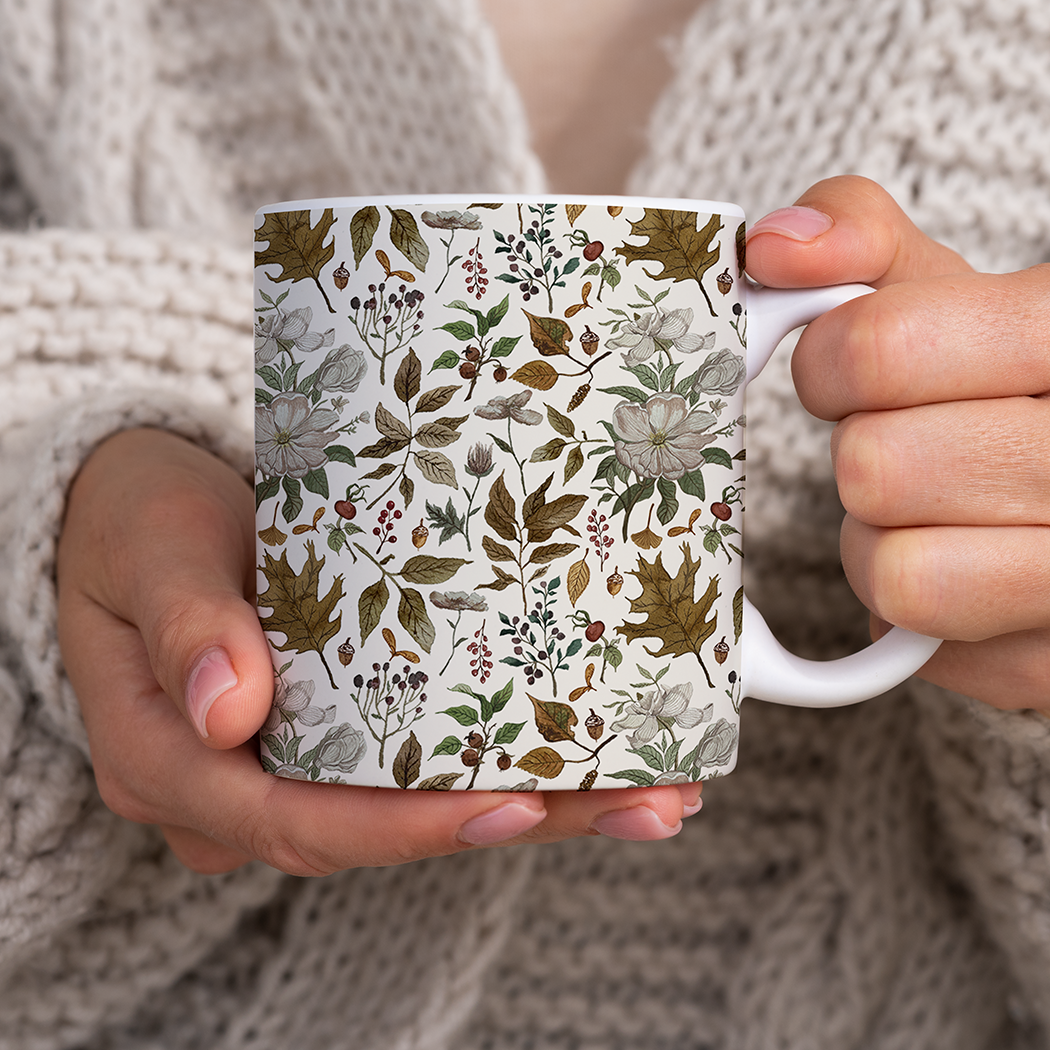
[[258, 541, 344, 689], [614, 209, 723, 316], [255, 208, 337, 313], [615, 544, 720, 687]]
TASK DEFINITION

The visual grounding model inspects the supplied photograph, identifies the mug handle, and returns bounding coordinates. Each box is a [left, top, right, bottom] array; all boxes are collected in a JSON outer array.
[[741, 283, 942, 707]]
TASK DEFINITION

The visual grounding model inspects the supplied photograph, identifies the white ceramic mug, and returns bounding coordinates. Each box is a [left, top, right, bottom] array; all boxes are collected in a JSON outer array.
[[253, 195, 940, 791]]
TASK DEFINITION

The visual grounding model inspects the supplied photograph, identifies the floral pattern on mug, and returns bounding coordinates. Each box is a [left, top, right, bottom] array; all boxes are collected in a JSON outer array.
[[255, 200, 749, 790]]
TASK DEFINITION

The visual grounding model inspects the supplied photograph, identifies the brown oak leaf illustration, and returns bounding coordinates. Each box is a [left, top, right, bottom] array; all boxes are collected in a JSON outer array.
[[614, 209, 724, 316], [615, 544, 720, 687], [255, 208, 337, 313], [258, 540, 344, 689]]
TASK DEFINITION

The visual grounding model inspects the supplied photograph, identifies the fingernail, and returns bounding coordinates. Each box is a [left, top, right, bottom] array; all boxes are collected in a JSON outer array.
[[458, 801, 546, 847], [590, 806, 682, 841], [185, 648, 238, 739], [678, 783, 703, 818], [746, 206, 833, 243]]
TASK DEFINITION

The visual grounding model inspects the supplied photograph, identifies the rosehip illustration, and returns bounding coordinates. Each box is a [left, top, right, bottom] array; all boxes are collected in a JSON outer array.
[[467, 731, 485, 750], [711, 502, 732, 521], [334, 499, 357, 520], [713, 637, 730, 665], [493, 364, 508, 382], [461, 748, 480, 767], [606, 568, 623, 595], [583, 240, 604, 261], [412, 520, 429, 548], [497, 753, 512, 771], [585, 709, 605, 741], [580, 325, 599, 355], [459, 361, 477, 379], [333, 261, 350, 290], [585, 620, 605, 642]]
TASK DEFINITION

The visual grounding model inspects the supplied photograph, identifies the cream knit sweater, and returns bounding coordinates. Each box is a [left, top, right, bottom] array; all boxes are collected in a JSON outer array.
[[2, 1, 1050, 1048]]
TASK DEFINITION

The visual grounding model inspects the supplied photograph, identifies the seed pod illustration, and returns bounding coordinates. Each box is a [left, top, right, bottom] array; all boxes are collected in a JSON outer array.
[[579, 769, 598, 791], [568, 383, 591, 411]]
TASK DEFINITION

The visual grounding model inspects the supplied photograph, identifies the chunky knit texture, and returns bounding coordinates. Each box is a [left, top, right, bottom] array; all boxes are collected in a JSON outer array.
[[2, 1, 1050, 1048]]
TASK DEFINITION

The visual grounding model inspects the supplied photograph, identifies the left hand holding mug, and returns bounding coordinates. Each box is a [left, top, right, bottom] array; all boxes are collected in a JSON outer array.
[[747, 174, 1050, 711], [56, 429, 697, 875]]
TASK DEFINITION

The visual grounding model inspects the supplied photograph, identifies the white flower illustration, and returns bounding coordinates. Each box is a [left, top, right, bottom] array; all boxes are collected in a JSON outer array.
[[609, 681, 707, 748], [255, 304, 335, 364], [613, 393, 717, 480], [256, 392, 339, 478], [606, 305, 713, 367]]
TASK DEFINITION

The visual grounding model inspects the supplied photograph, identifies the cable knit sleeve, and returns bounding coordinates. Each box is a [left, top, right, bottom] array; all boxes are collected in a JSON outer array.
[[0, 228, 257, 753]]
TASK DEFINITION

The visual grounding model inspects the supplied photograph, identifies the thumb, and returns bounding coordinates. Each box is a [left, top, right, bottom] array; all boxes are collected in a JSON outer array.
[[61, 428, 274, 749], [744, 175, 972, 289]]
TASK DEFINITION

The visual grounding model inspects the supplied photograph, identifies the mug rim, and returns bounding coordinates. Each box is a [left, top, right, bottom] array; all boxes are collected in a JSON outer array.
[[255, 193, 747, 220]]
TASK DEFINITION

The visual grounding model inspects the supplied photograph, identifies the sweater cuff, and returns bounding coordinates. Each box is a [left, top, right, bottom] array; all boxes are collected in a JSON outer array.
[[2, 388, 254, 755]]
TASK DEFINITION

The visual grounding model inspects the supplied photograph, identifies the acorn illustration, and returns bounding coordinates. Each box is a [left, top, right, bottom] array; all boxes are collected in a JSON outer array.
[[606, 568, 623, 596], [412, 519, 429, 548], [580, 325, 600, 355], [338, 639, 355, 666], [716, 268, 733, 295], [585, 709, 605, 741], [333, 261, 350, 290], [714, 637, 730, 665]]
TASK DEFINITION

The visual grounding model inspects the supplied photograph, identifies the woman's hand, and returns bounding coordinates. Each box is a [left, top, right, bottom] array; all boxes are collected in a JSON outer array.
[[747, 175, 1050, 710], [55, 428, 698, 875]]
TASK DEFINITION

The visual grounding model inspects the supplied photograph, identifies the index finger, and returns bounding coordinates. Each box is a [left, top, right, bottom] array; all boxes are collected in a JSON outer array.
[[791, 266, 1050, 420]]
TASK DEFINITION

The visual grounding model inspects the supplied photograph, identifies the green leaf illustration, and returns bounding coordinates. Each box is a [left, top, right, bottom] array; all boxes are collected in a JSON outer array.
[[358, 577, 389, 644], [350, 205, 380, 269], [396, 555, 470, 585], [398, 586, 436, 652], [394, 348, 422, 404], [387, 207, 430, 271]]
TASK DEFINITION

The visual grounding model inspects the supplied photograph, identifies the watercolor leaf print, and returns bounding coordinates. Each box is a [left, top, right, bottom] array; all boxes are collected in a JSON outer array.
[[258, 541, 344, 688], [255, 209, 337, 313], [616, 544, 720, 687], [350, 206, 381, 268], [615, 210, 724, 316], [387, 207, 430, 272]]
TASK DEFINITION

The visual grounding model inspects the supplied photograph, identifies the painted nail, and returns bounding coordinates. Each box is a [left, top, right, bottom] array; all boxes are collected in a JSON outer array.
[[185, 648, 238, 739], [745, 206, 834, 243], [458, 802, 546, 847], [590, 806, 682, 841]]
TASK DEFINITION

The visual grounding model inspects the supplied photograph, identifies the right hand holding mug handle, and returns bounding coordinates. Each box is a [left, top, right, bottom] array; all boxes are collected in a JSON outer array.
[[742, 283, 942, 707]]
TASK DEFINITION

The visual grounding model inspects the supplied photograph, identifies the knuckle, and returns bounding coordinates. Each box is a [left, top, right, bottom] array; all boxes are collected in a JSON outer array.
[[833, 414, 900, 524], [837, 293, 916, 409], [93, 767, 158, 826], [867, 529, 942, 634]]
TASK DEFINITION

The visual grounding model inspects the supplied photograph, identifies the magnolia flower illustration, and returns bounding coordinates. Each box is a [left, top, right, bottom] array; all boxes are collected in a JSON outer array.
[[255, 304, 335, 364], [421, 209, 483, 231], [264, 678, 336, 733], [256, 392, 340, 478], [613, 393, 717, 480], [315, 723, 368, 773], [315, 343, 368, 393], [430, 591, 489, 612], [473, 390, 543, 425], [606, 305, 713, 367], [610, 681, 707, 748], [692, 348, 747, 398]]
